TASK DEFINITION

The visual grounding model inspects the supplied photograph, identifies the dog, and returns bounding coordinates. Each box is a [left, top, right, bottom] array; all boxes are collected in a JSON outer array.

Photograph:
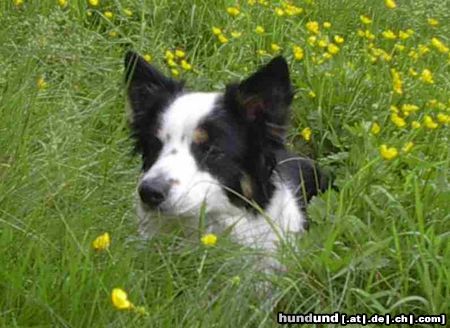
[[124, 51, 328, 265]]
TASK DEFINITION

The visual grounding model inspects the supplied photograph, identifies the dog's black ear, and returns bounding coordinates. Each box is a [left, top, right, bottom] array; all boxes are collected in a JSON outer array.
[[124, 51, 183, 116], [226, 56, 293, 128]]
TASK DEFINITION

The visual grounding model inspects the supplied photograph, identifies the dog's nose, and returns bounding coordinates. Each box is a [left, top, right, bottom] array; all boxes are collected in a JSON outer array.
[[138, 178, 170, 207]]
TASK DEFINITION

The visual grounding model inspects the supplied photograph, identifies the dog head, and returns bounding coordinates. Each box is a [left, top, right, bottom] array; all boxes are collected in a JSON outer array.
[[125, 52, 293, 217]]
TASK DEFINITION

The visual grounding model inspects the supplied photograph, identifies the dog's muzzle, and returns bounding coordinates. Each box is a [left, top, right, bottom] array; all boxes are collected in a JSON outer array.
[[138, 178, 171, 208]]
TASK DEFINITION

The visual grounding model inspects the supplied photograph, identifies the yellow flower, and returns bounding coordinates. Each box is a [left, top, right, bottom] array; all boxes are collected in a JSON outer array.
[[418, 44, 430, 56], [231, 31, 242, 38], [420, 69, 434, 84], [88, 0, 98, 6], [360, 15, 372, 25], [391, 113, 406, 128], [318, 38, 328, 48], [292, 46, 304, 61], [271, 43, 281, 53], [323, 22, 331, 29], [327, 43, 339, 55], [284, 4, 303, 16], [308, 90, 316, 98], [201, 233, 217, 246], [175, 49, 185, 58], [92, 232, 110, 251], [371, 122, 381, 135], [402, 141, 414, 153], [423, 115, 438, 129], [390, 68, 403, 95], [394, 44, 405, 52], [171, 69, 180, 77], [427, 18, 439, 27], [58, 0, 68, 8], [306, 21, 320, 34], [14, 0, 24, 5], [307, 36, 317, 46], [334, 35, 344, 44], [123, 8, 133, 17], [411, 121, 421, 129], [37, 76, 47, 90], [104, 11, 113, 19], [431, 37, 449, 53], [401, 104, 419, 115], [111, 288, 133, 310], [143, 54, 152, 62], [408, 68, 418, 77], [212, 27, 222, 36], [398, 31, 410, 40], [382, 30, 396, 40], [108, 31, 118, 37], [255, 25, 265, 34], [379, 145, 398, 160], [218, 34, 229, 44], [180, 60, 192, 71], [300, 127, 312, 141], [226, 7, 240, 17], [248, 0, 256, 4], [274, 8, 285, 16], [165, 50, 174, 61], [385, 0, 397, 9], [437, 113, 450, 124], [257, 49, 268, 56], [167, 59, 177, 67]]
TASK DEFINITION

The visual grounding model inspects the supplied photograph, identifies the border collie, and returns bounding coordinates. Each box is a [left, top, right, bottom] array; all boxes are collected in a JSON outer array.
[[124, 51, 328, 263]]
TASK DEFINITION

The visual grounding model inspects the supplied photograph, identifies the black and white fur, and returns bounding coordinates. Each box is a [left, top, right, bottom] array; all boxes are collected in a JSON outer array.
[[125, 52, 328, 257]]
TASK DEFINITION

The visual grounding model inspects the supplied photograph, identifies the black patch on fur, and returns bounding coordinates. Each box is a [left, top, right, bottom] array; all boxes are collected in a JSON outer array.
[[124, 51, 183, 170]]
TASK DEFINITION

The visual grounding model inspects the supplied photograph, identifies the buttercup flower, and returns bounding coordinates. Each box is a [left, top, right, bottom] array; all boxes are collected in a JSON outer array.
[[402, 142, 414, 153], [308, 91, 316, 98], [420, 69, 434, 84], [382, 30, 396, 40], [384, 0, 397, 9], [398, 31, 411, 40], [218, 34, 229, 44], [327, 43, 339, 55], [175, 49, 186, 58], [92, 232, 110, 251], [423, 115, 438, 129], [323, 22, 331, 29], [58, 0, 68, 8], [437, 113, 450, 124], [431, 37, 449, 53], [391, 113, 406, 128], [380, 144, 398, 160], [226, 7, 240, 17], [292, 46, 304, 61], [360, 15, 372, 25], [123, 8, 133, 17], [427, 18, 439, 27], [274, 8, 285, 16], [411, 121, 421, 129], [271, 43, 281, 53], [301, 127, 312, 141], [143, 54, 152, 62], [306, 21, 320, 34], [37, 76, 47, 90], [408, 68, 418, 77], [104, 11, 113, 19], [88, 0, 98, 6], [255, 25, 265, 34], [201, 233, 217, 246], [180, 60, 192, 71], [390, 69, 403, 95], [318, 38, 328, 48], [401, 104, 419, 115], [111, 288, 133, 310], [231, 31, 242, 38], [14, 0, 24, 6], [165, 50, 175, 61], [371, 122, 381, 135], [212, 27, 222, 36], [334, 35, 344, 44], [171, 69, 180, 77]]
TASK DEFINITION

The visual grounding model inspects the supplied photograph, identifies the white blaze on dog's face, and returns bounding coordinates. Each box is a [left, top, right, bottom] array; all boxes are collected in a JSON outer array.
[[125, 52, 295, 219]]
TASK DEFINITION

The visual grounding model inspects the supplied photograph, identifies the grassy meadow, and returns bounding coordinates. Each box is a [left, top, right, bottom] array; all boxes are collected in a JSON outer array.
[[1, 0, 449, 326]]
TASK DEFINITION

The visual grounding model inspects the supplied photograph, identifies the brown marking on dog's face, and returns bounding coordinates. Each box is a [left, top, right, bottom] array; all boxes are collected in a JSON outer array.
[[193, 128, 209, 144]]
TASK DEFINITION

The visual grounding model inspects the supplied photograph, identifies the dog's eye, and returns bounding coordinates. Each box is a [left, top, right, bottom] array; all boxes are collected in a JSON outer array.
[[193, 128, 209, 145]]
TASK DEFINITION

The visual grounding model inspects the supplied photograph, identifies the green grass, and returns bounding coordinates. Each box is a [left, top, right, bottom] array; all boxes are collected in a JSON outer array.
[[1, 0, 449, 327]]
